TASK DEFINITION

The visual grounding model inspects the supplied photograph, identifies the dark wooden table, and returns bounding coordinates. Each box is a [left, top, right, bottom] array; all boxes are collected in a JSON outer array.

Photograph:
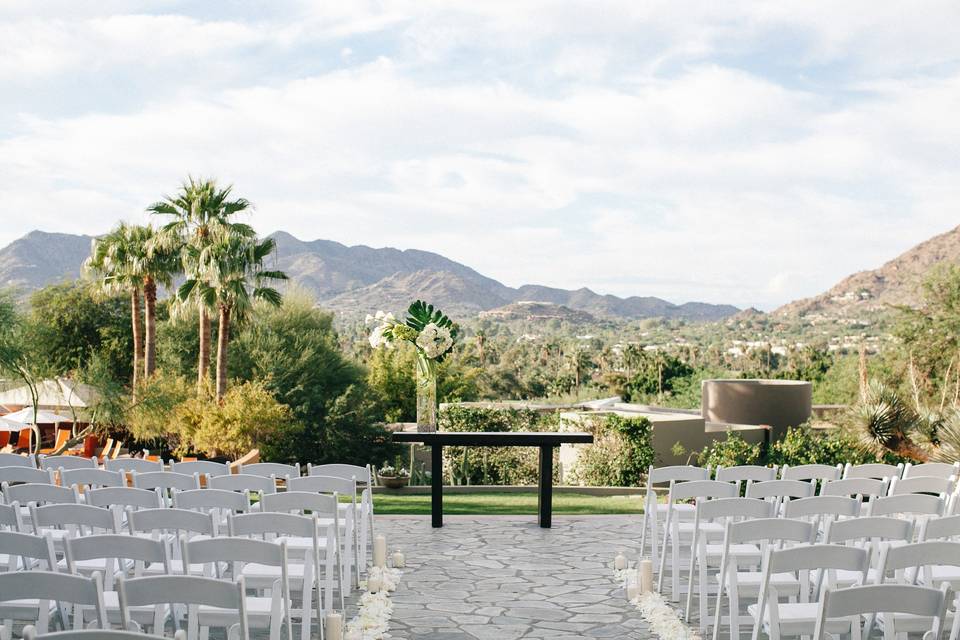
[[391, 431, 594, 528]]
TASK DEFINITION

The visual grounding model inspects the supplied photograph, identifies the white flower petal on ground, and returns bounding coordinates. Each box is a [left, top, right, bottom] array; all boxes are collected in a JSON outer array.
[[347, 566, 403, 639]]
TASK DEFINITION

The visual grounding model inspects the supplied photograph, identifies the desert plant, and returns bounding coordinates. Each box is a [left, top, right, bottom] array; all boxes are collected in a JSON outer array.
[[847, 380, 926, 460]]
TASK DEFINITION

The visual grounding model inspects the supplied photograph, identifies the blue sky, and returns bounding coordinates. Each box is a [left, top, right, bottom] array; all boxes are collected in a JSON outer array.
[[1, 1, 959, 310]]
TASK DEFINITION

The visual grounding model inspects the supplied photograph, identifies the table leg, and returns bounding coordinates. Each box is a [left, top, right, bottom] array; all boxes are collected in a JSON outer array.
[[431, 443, 443, 528], [538, 445, 554, 528]]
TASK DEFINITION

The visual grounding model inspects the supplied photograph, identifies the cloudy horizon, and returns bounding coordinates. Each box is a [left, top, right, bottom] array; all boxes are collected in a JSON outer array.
[[2, 1, 959, 310]]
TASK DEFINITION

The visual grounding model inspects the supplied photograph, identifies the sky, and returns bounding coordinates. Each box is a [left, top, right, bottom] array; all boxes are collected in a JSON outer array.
[[1, 2, 960, 311]]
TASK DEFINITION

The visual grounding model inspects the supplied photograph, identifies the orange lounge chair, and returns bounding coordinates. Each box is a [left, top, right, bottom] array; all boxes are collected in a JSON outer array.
[[39, 428, 72, 455]]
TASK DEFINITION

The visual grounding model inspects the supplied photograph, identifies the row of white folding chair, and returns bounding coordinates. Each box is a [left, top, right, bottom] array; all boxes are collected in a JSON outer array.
[[22, 629, 182, 640]]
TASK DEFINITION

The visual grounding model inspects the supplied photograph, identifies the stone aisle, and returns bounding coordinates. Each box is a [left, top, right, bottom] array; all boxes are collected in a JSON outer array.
[[377, 515, 652, 639]]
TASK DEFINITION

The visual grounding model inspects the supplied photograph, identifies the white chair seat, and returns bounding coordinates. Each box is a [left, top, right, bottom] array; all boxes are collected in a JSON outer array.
[[0, 599, 42, 619], [748, 602, 853, 635], [719, 571, 800, 594], [275, 535, 333, 554], [57, 557, 114, 574], [929, 565, 960, 586], [676, 522, 724, 535], [199, 595, 279, 626], [704, 543, 761, 561], [834, 568, 879, 586], [240, 561, 308, 591], [143, 559, 203, 576]]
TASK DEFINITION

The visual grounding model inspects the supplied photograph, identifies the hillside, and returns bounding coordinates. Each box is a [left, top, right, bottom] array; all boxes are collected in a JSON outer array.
[[478, 301, 599, 324], [775, 224, 960, 318], [0, 229, 739, 321]]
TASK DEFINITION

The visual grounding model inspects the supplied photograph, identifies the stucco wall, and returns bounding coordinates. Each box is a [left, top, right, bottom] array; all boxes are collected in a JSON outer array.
[[701, 379, 812, 440]]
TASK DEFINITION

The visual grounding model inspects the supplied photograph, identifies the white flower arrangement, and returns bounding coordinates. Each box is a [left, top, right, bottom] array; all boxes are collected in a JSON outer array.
[[366, 301, 458, 363], [346, 566, 403, 639], [614, 566, 701, 640]]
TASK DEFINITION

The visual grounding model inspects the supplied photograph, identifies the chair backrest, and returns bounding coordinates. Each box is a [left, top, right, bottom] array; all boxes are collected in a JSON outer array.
[[877, 540, 960, 577], [170, 460, 230, 477], [889, 475, 955, 496], [117, 575, 248, 640], [84, 487, 162, 510], [820, 477, 889, 498], [208, 473, 276, 495], [127, 508, 216, 538], [727, 517, 814, 545], [31, 503, 118, 536], [715, 465, 777, 485], [0, 452, 36, 468], [0, 466, 53, 485], [768, 542, 870, 574], [172, 488, 251, 515], [59, 468, 125, 490], [104, 458, 163, 474], [668, 479, 738, 502], [237, 462, 299, 480], [0, 501, 23, 531], [868, 493, 946, 517], [260, 490, 339, 516], [825, 516, 913, 545], [131, 471, 200, 492], [183, 536, 286, 573], [745, 479, 814, 501], [0, 530, 57, 569], [0, 571, 107, 631], [228, 511, 318, 539], [65, 535, 168, 586], [287, 475, 356, 497], [844, 462, 903, 480], [695, 497, 775, 523], [3, 482, 78, 506], [40, 455, 97, 471], [781, 463, 843, 483], [783, 495, 861, 520], [813, 584, 949, 640], [307, 463, 372, 484], [920, 514, 960, 541], [25, 631, 173, 640], [903, 462, 960, 479]]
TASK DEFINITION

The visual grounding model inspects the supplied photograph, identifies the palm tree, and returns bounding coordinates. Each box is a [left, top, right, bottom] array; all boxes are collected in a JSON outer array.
[[181, 234, 287, 400], [84, 223, 151, 390], [147, 177, 255, 393], [139, 227, 181, 380]]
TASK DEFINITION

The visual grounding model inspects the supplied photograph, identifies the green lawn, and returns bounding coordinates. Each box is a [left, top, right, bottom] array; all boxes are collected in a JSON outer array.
[[372, 492, 643, 515]]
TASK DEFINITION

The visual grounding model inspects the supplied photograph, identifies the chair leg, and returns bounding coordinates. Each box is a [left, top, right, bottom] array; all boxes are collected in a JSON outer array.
[[729, 584, 740, 640], [698, 552, 708, 633], [671, 528, 681, 601], [685, 539, 697, 620]]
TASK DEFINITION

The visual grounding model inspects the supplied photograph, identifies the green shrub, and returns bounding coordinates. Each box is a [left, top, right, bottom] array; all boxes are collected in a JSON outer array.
[[439, 406, 559, 485], [767, 424, 892, 468], [698, 430, 762, 467], [568, 414, 654, 487]]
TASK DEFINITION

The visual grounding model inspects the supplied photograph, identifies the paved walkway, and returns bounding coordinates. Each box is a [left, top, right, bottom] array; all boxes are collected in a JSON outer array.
[[376, 515, 652, 639]]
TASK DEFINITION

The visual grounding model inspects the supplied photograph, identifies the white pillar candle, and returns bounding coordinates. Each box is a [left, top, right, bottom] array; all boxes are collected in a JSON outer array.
[[324, 613, 343, 640], [614, 551, 627, 571], [373, 534, 387, 568], [368, 575, 382, 593], [392, 550, 405, 568], [626, 580, 640, 601], [639, 559, 654, 593]]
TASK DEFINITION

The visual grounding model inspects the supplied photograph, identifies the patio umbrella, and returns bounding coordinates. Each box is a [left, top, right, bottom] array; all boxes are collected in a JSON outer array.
[[1, 408, 74, 424], [0, 415, 23, 431]]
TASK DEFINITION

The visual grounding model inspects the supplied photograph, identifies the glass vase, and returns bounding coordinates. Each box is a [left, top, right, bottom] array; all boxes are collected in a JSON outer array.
[[415, 353, 438, 432]]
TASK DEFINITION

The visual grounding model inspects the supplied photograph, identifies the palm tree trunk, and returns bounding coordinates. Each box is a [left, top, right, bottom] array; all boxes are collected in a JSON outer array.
[[198, 307, 211, 393], [130, 288, 142, 392], [215, 304, 231, 401], [143, 276, 157, 379]]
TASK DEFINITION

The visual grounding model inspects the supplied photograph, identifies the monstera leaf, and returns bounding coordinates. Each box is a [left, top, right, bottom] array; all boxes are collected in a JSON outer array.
[[405, 300, 459, 340]]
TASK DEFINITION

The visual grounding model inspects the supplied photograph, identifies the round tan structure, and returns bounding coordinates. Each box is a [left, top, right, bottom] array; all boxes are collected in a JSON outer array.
[[701, 379, 812, 440]]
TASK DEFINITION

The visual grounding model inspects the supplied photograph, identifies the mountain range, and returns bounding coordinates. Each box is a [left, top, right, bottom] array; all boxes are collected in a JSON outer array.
[[0, 230, 738, 321]]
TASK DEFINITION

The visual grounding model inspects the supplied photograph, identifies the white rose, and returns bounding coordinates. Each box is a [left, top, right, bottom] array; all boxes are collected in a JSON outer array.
[[369, 324, 386, 349], [416, 323, 453, 359]]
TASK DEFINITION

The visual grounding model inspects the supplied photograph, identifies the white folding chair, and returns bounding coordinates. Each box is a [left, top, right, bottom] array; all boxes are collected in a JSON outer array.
[[904, 462, 960, 479], [84, 488, 162, 511], [0, 572, 107, 638], [22, 630, 176, 640], [259, 492, 345, 614], [712, 518, 814, 640], [40, 457, 97, 472], [875, 541, 960, 640], [639, 465, 711, 571], [104, 459, 163, 475], [0, 453, 36, 468], [4, 484, 79, 510], [920, 514, 960, 542], [782, 496, 861, 542], [171, 489, 252, 533], [131, 473, 200, 508], [813, 583, 950, 640], [716, 465, 778, 493], [127, 508, 216, 576], [868, 493, 947, 521], [169, 461, 230, 478], [844, 462, 903, 480], [117, 575, 248, 640], [227, 513, 321, 640], [657, 479, 737, 598], [824, 516, 913, 586], [745, 480, 813, 515], [182, 537, 290, 640], [749, 544, 870, 640], [31, 504, 118, 554], [208, 474, 276, 496], [0, 467, 53, 486], [683, 497, 774, 628], [889, 475, 955, 496], [780, 464, 843, 488], [236, 464, 299, 493], [0, 530, 57, 575], [306, 464, 375, 569], [0, 502, 23, 553], [59, 469, 125, 491], [288, 475, 361, 589], [65, 535, 170, 628], [821, 478, 889, 500]]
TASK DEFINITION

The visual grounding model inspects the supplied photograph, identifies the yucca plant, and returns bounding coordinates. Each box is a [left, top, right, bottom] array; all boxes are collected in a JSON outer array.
[[847, 380, 926, 460], [928, 408, 960, 463]]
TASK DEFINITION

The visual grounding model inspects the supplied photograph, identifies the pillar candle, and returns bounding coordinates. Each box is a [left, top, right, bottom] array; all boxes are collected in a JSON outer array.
[[373, 534, 387, 568], [324, 613, 343, 640], [639, 559, 654, 593], [626, 580, 640, 601], [392, 550, 405, 568], [368, 575, 382, 593], [614, 551, 627, 571]]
